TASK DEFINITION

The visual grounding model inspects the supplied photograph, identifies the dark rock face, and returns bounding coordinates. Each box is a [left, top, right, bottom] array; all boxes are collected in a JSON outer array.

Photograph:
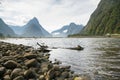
[[83, 0, 120, 35], [0, 18, 16, 37]]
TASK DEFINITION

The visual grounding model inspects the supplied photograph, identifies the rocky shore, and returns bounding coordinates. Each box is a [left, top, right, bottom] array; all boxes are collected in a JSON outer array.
[[0, 41, 84, 80]]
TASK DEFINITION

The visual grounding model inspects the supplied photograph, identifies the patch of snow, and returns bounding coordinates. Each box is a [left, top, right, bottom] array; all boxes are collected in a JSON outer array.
[[53, 32, 60, 35], [63, 29, 68, 33]]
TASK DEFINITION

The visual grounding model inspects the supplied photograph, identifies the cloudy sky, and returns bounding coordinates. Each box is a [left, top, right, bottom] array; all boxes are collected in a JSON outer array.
[[0, 0, 100, 32]]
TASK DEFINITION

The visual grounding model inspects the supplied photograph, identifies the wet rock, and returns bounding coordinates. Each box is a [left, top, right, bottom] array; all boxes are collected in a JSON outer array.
[[45, 65, 60, 80], [24, 70, 37, 79], [10, 68, 22, 79], [5, 69, 12, 75], [39, 75, 45, 80], [60, 66, 71, 72], [24, 53, 37, 59], [1, 56, 15, 63], [25, 59, 38, 68], [41, 62, 49, 72], [3, 75, 11, 80], [61, 71, 69, 78], [0, 67, 6, 76], [3, 50, 11, 56], [4, 60, 18, 69], [55, 77, 64, 80], [54, 71, 61, 77], [13, 76, 24, 80], [46, 69, 55, 80], [54, 59, 62, 65], [74, 77, 84, 80], [61, 65, 71, 69], [53, 65, 60, 71]]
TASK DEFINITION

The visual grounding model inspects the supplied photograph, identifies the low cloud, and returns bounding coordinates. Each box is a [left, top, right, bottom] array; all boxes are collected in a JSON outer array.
[[0, 0, 100, 32]]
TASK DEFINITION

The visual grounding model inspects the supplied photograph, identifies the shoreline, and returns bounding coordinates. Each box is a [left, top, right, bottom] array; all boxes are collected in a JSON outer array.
[[0, 41, 85, 80]]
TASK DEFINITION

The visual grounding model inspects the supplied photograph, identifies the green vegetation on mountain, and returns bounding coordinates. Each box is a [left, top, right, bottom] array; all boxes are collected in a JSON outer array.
[[82, 0, 120, 35]]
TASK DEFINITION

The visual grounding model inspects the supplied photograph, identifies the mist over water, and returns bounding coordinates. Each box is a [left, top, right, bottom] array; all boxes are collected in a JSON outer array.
[[1, 38, 120, 80]]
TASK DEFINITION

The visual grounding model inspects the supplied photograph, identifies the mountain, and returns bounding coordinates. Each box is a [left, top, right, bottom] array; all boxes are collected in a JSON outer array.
[[0, 18, 16, 37], [82, 0, 120, 35], [21, 17, 51, 37], [9, 25, 25, 35], [51, 23, 84, 37]]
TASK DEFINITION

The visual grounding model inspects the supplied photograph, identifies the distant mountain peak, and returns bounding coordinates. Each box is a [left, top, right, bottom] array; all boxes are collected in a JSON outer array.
[[28, 17, 39, 25], [32, 17, 38, 21], [21, 17, 51, 37], [69, 22, 76, 26], [52, 23, 84, 37]]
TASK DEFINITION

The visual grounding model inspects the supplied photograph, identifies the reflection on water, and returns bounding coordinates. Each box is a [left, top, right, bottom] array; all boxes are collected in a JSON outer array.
[[0, 38, 120, 80]]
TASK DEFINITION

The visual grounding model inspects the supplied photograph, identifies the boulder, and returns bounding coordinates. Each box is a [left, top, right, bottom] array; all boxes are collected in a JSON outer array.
[[41, 62, 50, 72], [61, 71, 69, 78], [13, 76, 24, 80], [24, 70, 36, 79], [5, 69, 12, 75], [4, 60, 18, 69], [25, 59, 38, 68], [10, 68, 22, 79], [3, 75, 11, 80], [24, 53, 37, 59], [46, 69, 55, 80], [0, 67, 6, 77], [74, 77, 84, 80], [39, 75, 45, 80]]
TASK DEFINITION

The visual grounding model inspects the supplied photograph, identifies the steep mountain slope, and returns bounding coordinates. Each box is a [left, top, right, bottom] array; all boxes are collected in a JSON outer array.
[[0, 18, 16, 37], [52, 23, 84, 37], [20, 17, 51, 37], [10, 25, 25, 35], [83, 0, 120, 35]]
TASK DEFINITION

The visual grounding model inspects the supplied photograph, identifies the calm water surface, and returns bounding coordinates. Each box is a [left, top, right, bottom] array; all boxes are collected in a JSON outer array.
[[0, 38, 120, 80]]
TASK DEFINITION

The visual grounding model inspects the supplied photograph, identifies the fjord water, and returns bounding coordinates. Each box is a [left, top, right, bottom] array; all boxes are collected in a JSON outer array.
[[0, 38, 120, 80]]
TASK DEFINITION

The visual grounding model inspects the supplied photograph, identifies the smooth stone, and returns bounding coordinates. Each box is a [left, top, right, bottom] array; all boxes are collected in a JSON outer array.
[[25, 59, 38, 68], [24, 53, 37, 59], [10, 68, 22, 79], [54, 71, 61, 77], [39, 75, 45, 80], [13, 76, 24, 80], [5, 69, 12, 75], [41, 62, 50, 72], [3, 75, 11, 80], [46, 69, 55, 80], [0, 67, 6, 77], [74, 77, 84, 80], [24, 70, 36, 79], [4, 60, 18, 69], [61, 71, 69, 78], [55, 77, 64, 80]]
